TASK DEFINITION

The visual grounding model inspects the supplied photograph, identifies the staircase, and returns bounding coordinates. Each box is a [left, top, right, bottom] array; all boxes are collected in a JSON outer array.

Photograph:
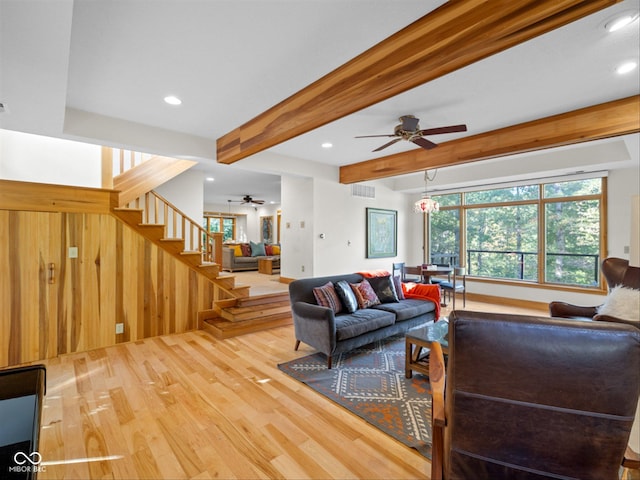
[[199, 292, 292, 339], [106, 147, 291, 336]]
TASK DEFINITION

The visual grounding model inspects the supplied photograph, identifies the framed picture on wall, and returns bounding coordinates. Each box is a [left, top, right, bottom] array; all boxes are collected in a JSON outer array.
[[366, 208, 397, 258], [261, 215, 274, 244]]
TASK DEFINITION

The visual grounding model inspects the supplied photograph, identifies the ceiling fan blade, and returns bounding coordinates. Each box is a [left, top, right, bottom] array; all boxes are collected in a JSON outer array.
[[373, 138, 402, 152], [355, 134, 397, 138], [412, 137, 438, 150], [400, 116, 419, 131], [419, 124, 467, 136]]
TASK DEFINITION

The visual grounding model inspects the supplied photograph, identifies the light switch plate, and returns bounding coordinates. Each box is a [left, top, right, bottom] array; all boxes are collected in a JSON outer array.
[[68, 246, 78, 258]]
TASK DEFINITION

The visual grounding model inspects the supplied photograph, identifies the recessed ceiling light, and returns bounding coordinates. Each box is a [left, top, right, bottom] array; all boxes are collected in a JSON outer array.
[[605, 12, 639, 32], [616, 61, 638, 75], [205, 177, 215, 182], [321, 142, 333, 149], [164, 95, 182, 105]]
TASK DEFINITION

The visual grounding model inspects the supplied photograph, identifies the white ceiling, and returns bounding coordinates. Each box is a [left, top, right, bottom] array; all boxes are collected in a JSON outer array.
[[1, 0, 638, 206]]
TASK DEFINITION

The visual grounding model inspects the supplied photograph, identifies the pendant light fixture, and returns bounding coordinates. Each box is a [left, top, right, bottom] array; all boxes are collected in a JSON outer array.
[[414, 169, 439, 214]]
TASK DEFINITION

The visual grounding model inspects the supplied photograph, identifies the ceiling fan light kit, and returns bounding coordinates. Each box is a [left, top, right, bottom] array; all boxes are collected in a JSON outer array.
[[356, 115, 467, 152]]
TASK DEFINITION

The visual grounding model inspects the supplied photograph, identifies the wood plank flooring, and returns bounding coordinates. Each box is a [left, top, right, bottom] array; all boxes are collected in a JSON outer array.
[[36, 300, 546, 479]]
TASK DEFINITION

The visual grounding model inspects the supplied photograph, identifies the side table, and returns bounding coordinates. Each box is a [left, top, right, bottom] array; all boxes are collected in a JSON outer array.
[[405, 320, 449, 379], [258, 257, 276, 275]]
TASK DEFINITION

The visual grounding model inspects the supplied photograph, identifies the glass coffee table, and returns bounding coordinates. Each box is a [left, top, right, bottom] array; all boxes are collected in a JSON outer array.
[[405, 320, 449, 379]]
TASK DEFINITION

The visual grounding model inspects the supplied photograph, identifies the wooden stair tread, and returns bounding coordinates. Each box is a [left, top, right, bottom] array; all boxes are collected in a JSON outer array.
[[202, 313, 292, 339]]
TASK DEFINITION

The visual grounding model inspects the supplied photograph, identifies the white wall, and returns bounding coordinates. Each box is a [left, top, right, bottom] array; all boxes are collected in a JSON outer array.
[[155, 169, 204, 226], [0, 129, 101, 187]]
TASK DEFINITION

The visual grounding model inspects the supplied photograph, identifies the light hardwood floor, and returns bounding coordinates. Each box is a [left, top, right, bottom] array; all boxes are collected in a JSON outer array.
[[36, 299, 546, 480]]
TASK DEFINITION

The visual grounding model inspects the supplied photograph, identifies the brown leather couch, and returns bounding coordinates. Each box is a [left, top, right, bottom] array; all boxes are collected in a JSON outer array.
[[430, 310, 640, 479], [549, 257, 640, 327]]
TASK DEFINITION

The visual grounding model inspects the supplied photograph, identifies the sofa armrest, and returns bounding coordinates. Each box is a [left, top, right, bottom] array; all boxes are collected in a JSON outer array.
[[549, 301, 598, 319], [222, 247, 235, 268], [291, 301, 337, 354]]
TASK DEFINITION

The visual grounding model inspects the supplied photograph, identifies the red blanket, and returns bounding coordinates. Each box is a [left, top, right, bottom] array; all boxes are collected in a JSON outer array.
[[357, 270, 391, 278], [403, 282, 441, 320]]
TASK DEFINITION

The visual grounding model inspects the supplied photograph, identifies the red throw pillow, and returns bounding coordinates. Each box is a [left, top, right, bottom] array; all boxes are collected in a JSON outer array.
[[265, 244, 273, 255], [350, 279, 381, 309]]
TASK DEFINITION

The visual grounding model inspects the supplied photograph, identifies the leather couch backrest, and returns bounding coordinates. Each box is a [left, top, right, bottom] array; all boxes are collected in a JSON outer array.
[[602, 257, 640, 290], [288, 273, 363, 305], [445, 310, 640, 479]]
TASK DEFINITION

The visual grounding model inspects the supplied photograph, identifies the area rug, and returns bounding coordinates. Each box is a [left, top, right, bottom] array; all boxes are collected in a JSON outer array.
[[278, 335, 433, 458]]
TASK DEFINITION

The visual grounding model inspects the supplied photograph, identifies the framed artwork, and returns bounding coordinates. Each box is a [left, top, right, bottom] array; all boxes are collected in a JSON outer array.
[[261, 215, 274, 244], [366, 208, 397, 258]]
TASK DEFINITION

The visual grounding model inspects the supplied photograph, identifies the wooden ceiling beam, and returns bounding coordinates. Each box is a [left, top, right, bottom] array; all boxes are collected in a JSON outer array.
[[339, 95, 640, 184], [216, 0, 620, 165]]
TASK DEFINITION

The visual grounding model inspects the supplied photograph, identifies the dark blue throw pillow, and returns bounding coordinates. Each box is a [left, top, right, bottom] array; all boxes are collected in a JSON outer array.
[[334, 280, 359, 313]]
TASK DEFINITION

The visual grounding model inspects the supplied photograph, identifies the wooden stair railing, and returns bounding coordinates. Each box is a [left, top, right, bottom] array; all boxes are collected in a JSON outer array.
[[118, 190, 222, 264], [112, 190, 253, 304], [106, 147, 252, 306]]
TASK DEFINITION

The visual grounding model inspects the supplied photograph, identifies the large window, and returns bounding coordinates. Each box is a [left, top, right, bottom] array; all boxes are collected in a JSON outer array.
[[429, 177, 605, 288], [204, 215, 236, 242]]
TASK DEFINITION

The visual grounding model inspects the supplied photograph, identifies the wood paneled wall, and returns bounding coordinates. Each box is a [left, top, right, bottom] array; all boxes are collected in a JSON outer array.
[[0, 208, 215, 368]]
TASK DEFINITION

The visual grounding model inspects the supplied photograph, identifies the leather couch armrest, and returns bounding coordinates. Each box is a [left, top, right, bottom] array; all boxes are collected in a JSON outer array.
[[549, 301, 598, 319]]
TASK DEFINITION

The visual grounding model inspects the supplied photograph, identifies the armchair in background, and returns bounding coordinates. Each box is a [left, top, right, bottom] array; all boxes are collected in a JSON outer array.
[[430, 310, 640, 480], [549, 257, 640, 328]]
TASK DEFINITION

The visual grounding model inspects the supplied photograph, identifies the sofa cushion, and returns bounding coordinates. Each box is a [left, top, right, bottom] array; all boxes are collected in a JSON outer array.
[[272, 245, 281, 255], [366, 275, 399, 303], [235, 256, 258, 265], [335, 309, 396, 341], [313, 282, 343, 314], [232, 245, 243, 257], [334, 280, 359, 313], [350, 280, 381, 309], [372, 298, 436, 321], [250, 241, 266, 256]]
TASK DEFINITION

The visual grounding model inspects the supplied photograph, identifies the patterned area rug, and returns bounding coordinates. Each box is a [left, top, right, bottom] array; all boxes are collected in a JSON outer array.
[[278, 335, 433, 458]]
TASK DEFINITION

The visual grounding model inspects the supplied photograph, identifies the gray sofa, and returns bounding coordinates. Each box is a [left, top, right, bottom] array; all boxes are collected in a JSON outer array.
[[288, 273, 437, 368], [222, 246, 280, 272]]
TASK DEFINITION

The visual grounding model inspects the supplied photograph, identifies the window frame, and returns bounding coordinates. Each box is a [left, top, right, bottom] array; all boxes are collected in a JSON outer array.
[[203, 214, 237, 242], [428, 177, 607, 292]]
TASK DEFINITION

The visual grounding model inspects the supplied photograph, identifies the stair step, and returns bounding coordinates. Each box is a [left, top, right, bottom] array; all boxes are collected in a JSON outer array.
[[159, 238, 185, 253], [237, 292, 289, 307], [137, 223, 165, 241], [221, 300, 291, 322], [202, 313, 293, 339], [214, 275, 237, 289], [112, 208, 144, 227]]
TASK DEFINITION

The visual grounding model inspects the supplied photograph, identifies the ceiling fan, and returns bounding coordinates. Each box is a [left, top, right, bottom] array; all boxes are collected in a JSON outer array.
[[231, 194, 265, 205], [356, 115, 467, 152]]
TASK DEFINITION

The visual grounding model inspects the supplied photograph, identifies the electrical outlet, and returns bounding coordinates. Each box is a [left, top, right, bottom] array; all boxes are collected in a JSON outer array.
[[301, 265, 305, 272], [115, 323, 124, 334]]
